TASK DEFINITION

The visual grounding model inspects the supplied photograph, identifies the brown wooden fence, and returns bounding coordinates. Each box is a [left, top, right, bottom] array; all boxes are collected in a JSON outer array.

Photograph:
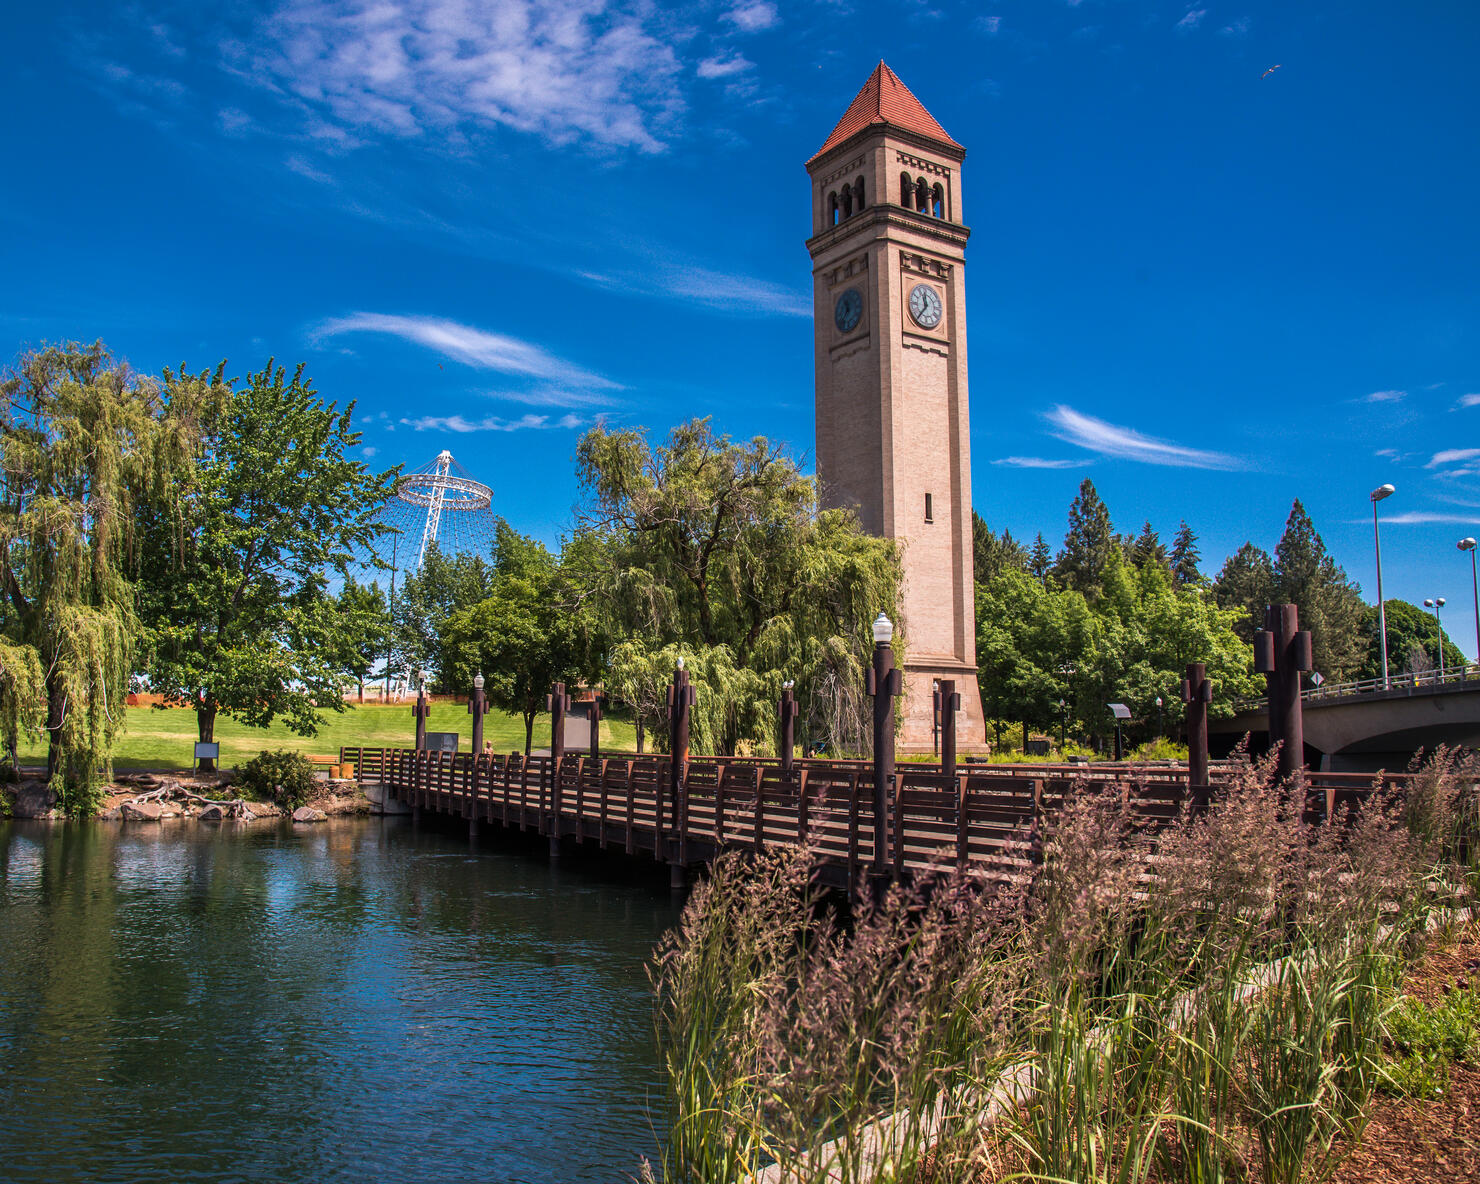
[[341, 746, 1409, 887]]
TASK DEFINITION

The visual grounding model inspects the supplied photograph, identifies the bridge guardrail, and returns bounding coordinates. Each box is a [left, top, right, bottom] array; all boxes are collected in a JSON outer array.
[[1233, 662, 1480, 713]]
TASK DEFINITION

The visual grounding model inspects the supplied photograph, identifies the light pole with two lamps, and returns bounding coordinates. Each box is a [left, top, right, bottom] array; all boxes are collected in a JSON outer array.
[[1371, 484, 1396, 689], [1459, 538, 1479, 671], [1423, 597, 1448, 680]]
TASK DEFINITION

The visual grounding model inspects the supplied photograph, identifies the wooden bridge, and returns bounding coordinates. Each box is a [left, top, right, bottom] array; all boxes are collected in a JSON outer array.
[[341, 746, 1404, 889]]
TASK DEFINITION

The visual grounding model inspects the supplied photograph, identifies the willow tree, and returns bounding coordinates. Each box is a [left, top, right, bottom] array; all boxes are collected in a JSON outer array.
[[0, 343, 203, 809], [572, 418, 900, 755]]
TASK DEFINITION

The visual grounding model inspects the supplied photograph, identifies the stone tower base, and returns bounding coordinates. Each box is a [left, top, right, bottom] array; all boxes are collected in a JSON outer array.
[[899, 661, 988, 753]]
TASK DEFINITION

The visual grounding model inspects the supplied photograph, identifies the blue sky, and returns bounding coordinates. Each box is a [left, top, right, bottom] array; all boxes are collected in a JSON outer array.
[[3, 1, 1478, 653]]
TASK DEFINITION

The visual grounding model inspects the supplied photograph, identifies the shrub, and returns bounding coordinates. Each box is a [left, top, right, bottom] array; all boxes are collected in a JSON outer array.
[[239, 749, 317, 811]]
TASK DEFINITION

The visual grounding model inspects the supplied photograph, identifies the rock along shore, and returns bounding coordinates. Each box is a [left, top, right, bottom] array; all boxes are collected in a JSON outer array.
[[4, 773, 376, 823]]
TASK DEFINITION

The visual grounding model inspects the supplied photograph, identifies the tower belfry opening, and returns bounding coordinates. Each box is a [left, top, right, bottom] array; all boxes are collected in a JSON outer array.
[[806, 61, 987, 750]]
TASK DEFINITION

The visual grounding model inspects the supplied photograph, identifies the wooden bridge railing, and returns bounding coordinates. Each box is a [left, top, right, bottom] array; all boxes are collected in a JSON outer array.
[[339, 746, 1414, 884]]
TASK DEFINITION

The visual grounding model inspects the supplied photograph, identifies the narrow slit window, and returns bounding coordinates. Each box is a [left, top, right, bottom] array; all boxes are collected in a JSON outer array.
[[924, 493, 934, 523]]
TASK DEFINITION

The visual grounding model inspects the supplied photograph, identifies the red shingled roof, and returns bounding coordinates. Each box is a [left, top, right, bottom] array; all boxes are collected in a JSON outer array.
[[808, 62, 962, 165]]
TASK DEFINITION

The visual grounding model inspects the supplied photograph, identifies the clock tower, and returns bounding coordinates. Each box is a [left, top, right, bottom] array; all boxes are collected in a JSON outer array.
[[806, 62, 986, 750]]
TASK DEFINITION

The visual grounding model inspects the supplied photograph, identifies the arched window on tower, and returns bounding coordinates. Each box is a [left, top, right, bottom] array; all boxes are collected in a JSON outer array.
[[900, 172, 912, 206], [829, 191, 840, 226], [915, 176, 929, 214], [841, 182, 853, 220], [854, 175, 866, 210], [931, 183, 945, 219]]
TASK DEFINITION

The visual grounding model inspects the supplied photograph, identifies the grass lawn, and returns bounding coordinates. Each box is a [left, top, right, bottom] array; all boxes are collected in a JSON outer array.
[[18, 702, 638, 772]]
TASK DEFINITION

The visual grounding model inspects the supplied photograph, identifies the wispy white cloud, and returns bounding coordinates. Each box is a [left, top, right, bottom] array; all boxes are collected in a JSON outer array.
[[1427, 448, 1480, 468], [581, 261, 810, 318], [1456, 393, 1480, 409], [316, 313, 620, 391], [246, 0, 686, 153], [992, 455, 1087, 469], [697, 53, 753, 80], [1176, 9, 1207, 31], [1367, 511, 1480, 526], [1045, 405, 1239, 470], [362, 445, 379, 458], [723, 2, 779, 33], [401, 412, 584, 432], [976, 15, 1002, 34], [1365, 388, 1406, 403], [1220, 16, 1251, 37]]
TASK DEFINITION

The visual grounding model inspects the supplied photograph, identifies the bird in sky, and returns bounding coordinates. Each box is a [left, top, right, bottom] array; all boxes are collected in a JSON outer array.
[[1261, 64, 1282, 79]]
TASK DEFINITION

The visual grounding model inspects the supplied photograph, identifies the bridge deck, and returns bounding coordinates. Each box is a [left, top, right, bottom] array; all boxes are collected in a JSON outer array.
[[343, 748, 1407, 884]]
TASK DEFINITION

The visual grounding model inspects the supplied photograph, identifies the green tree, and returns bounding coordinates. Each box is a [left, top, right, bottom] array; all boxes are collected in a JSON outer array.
[[1054, 479, 1116, 598], [1213, 541, 1275, 645], [391, 545, 495, 688], [1, 343, 201, 809], [1130, 521, 1169, 575], [1028, 532, 1053, 584], [975, 568, 1093, 748], [972, 511, 1028, 584], [1170, 521, 1203, 587], [1272, 499, 1366, 682], [1358, 599, 1467, 681], [334, 577, 391, 702], [137, 361, 396, 767], [573, 418, 899, 755], [440, 521, 588, 755]]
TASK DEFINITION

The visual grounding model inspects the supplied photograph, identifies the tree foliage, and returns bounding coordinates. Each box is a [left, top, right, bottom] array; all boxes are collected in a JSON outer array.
[[137, 361, 396, 762], [1213, 542, 1275, 645], [390, 545, 495, 688], [439, 521, 590, 754], [1, 343, 202, 810], [1271, 499, 1367, 682], [972, 510, 1028, 584], [1359, 599, 1466, 681], [1053, 479, 1117, 598], [572, 418, 900, 755]]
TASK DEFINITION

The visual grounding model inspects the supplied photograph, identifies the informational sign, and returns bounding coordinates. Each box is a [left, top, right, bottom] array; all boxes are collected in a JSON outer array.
[[424, 732, 459, 754], [194, 741, 221, 760]]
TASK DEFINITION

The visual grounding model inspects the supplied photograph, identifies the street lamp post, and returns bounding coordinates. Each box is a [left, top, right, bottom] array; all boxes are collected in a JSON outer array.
[[1155, 695, 1163, 739], [1424, 598, 1448, 680], [469, 673, 487, 756], [1371, 484, 1395, 688], [1460, 538, 1479, 671], [1058, 698, 1067, 749], [867, 613, 902, 876]]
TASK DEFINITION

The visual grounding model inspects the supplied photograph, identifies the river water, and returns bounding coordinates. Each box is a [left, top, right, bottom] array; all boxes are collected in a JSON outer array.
[[0, 817, 680, 1183]]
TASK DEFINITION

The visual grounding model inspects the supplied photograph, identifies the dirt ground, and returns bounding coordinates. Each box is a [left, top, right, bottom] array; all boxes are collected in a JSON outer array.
[[1332, 926, 1480, 1184]]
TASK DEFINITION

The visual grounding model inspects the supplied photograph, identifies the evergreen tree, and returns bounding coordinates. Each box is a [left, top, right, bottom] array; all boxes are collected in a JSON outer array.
[[1053, 479, 1116, 598], [1029, 533, 1053, 584], [1272, 499, 1367, 682], [1170, 521, 1203, 587], [972, 510, 1029, 584], [1212, 542, 1275, 645], [1130, 521, 1169, 574]]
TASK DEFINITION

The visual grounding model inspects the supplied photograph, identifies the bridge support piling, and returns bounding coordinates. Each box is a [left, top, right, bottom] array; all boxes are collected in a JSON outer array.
[[669, 861, 688, 892], [1254, 604, 1313, 781], [1181, 662, 1212, 803]]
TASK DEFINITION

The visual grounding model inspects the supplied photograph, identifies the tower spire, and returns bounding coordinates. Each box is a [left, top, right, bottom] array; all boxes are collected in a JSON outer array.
[[809, 61, 962, 164]]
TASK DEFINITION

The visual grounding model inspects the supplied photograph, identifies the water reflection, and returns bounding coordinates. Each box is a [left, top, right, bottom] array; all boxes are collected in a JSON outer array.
[[0, 818, 678, 1183]]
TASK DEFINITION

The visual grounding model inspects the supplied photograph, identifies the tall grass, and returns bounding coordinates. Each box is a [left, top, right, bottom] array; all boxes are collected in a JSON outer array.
[[649, 747, 1480, 1184]]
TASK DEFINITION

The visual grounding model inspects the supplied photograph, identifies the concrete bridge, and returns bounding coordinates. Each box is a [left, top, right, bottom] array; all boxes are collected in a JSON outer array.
[[1210, 665, 1480, 773]]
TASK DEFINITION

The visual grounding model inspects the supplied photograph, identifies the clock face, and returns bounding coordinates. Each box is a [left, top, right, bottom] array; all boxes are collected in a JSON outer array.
[[834, 287, 863, 333], [908, 283, 943, 329]]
